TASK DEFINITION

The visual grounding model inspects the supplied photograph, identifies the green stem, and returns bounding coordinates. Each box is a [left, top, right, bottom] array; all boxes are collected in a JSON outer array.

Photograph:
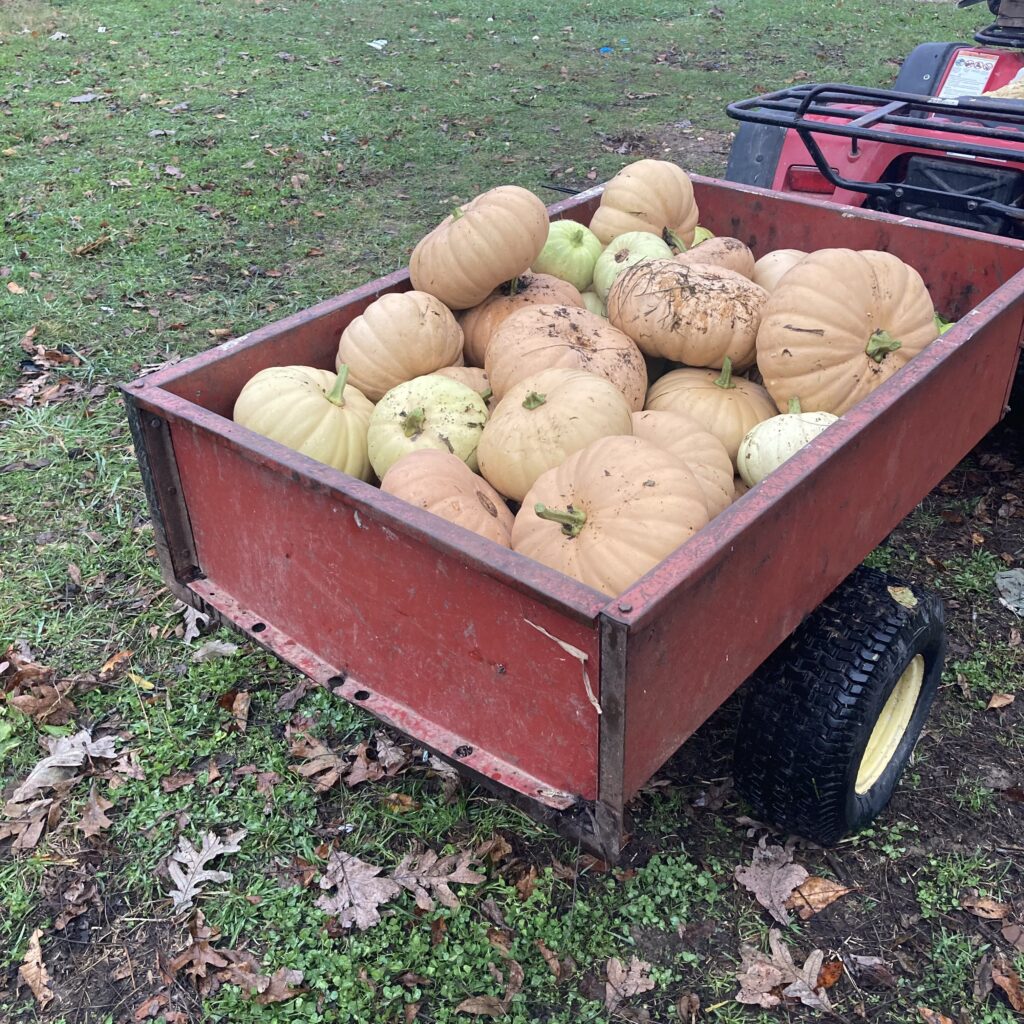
[[480, 388, 493, 403], [402, 407, 426, 437], [786, 396, 802, 414], [535, 502, 587, 538], [506, 275, 522, 296], [866, 329, 902, 364], [327, 364, 350, 406], [451, 207, 464, 221], [522, 391, 547, 410], [662, 227, 687, 252], [713, 356, 735, 390]]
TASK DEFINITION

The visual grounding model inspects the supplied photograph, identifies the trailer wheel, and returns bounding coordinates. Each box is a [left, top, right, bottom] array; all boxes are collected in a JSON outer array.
[[733, 566, 945, 845]]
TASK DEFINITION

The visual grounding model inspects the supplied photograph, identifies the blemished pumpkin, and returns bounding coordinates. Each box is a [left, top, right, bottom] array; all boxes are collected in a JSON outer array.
[[588, 159, 700, 248], [477, 367, 634, 502], [630, 410, 735, 517], [756, 248, 939, 415], [458, 272, 584, 367], [511, 435, 710, 597], [644, 358, 777, 465], [335, 290, 464, 402], [379, 449, 514, 547], [409, 185, 549, 309], [752, 248, 808, 293], [675, 236, 756, 278], [591, 231, 673, 302], [608, 259, 768, 372], [233, 364, 374, 481], [485, 303, 648, 410], [366, 374, 489, 478], [737, 398, 839, 487]]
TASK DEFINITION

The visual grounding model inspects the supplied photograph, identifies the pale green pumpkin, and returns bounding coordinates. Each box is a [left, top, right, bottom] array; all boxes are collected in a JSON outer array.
[[592, 230, 673, 301], [532, 219, 604, 292]]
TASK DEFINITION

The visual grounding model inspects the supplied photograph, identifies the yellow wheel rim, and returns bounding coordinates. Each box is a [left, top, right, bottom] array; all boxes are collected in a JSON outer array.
[[855, 654, 925, 795]]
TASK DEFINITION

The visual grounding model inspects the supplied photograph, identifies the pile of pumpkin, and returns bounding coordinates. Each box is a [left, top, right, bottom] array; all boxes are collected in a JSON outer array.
[[234, 159, 942, 597]]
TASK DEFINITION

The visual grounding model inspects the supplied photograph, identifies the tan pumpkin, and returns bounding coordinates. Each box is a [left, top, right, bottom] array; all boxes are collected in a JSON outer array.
[[380, 449, 513, 547], [752, 248, 808, 292], [644, 358, 776, 465], [511, 435, 709, 597], [756, 248, 939, 415], [630, 410, 734, 517], [334, 290, 463, 402], [458, 272, 584, 367], [608, 259, 768, 372], [477, 367, 634, 502], [676, 236, 756, 278], [732, 475, 750, 500], [485, 303, 648, 410], [233, 365, 374, 481], [409, 185, 549, 310], [589, 159, 700, 247], [434, 365, 491, 401]]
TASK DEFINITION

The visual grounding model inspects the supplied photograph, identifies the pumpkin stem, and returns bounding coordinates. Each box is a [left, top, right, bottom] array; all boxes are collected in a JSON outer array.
[[506, 275, 522, 296], [866, 329, 902, 363], [481, 387, 493, 403], [402, 407, 426, 437], [451, 207, 464, 221], [786, 397, 802, 414], [713, 357, 735, 390], [327, 365, 350, 406], [534, 502, 587, 538], [662, 227, 687, 252], [522, 391, 547, 410]]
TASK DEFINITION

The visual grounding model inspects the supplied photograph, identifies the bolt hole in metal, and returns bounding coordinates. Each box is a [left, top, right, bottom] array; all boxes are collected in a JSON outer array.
[[353, 690, 371, 701], [454, 745, 473, 758], [855, 654, 925, 794], [251, 622, 267, 633]]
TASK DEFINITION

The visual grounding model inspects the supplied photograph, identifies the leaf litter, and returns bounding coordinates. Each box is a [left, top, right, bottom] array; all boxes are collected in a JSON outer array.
[[166, 829, 246, 912], [734, 836, 808, 925], [735, 928, 835, 1011]]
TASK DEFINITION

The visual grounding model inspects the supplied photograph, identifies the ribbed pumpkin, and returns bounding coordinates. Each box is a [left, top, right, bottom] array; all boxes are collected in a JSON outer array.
[[511, 435, 709, 597], [433, 365, 491, 401], [233, 365, 374, 481], [335, 290, 464, 402], [588, 159, 700, 247], [608, 259, 768, 372], [737, 398, 839, 487], [756, 248, 939, 415], [591, 231, 673, 302], [644, 359, 776, 464], [409, 185, 549, 310], [477, 367, 634, 502], [676, 236, 756, 278], [380, 449, 513, 547], [485, 303, 648, 410], [458, 272, 584, 367], [630, 410, 735, 517], [366, 374, 489, 478], [752, 248, 807, 292]]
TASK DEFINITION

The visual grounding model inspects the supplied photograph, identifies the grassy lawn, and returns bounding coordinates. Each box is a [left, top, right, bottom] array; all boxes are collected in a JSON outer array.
[[2, 1, 1023, 1022]]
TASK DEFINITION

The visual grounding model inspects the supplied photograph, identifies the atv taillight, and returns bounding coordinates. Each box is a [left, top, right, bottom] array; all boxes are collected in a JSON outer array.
[[783, 165, 836, 194]]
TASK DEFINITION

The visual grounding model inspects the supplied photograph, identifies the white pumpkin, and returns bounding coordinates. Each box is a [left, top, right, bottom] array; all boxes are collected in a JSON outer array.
[[367, 374, 489, 478], [592, 231, 673, 301], [737, 398, 839, 487]]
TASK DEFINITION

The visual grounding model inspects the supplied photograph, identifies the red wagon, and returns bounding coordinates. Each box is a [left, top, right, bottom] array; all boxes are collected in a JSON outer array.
[[121, 178, 1024, 860]]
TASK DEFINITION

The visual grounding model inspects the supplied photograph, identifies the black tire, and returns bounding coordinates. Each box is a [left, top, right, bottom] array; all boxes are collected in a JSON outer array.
[[733, 566, 945, 845]]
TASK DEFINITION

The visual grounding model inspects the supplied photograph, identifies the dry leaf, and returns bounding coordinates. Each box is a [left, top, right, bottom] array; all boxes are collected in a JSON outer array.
[[133, 992, 169, 1020], [536, 940, 562, 980], [390, 847, 485, 911], [77, 784, 114, 837], [192, 640, 238, 663], [846, 954, 897, 989], [256, 967, 306, 1005], [455, 995, 506, 1018], [177, 601, 210, 643], [992, 954, 1024, 1011], [161, 771, 197, 793], [918, 1007, 955, 1024], [1, 797, 54, 851], [1002, 922, 1024, 952], [8, 680, 78, 725], [166, 829, 246, 912], [960, 894, 1010, 920], [374, 730, 411, 772], [735, 837, 809, 926], [99, 649, 133, 679], [816, 960, 844, 989], [316, 851, 401, 930], [289, 731, 347, 791], [168, 911, 230, 988], [515, 865, 538, 900], [18, 929, 54, 1009], [7, 280, 26, 294], [736, 930, 832, 1011], [346, 741, 386, 787], [227, 691, 250, 733], [605, 955, 655, 1012], [887, 585, 918, 608], [13, 729, 117, 802], [676, 992, 700, 1023], [987, 693, 1015, 710], [784, 876, 854, 920]]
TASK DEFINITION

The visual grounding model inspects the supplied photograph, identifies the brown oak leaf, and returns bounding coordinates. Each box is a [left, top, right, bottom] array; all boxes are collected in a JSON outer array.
[[288, 731, 347, 791], [166, 829, 246, 912], [13, 729, 117, 802], [390, 847, 485, 911], [736, 930, 832, 1011], [918, 1008, 955, 1024], [992, 954, 1024, 1011], [316, 851, 401, 930], [960, 894, 1010, 920], [605, 955, 655, 1012], [77, 784, 113, 837], [735, 837, 809, 926], [784, 876, 854, 920], [18, 929, 54, 1009]]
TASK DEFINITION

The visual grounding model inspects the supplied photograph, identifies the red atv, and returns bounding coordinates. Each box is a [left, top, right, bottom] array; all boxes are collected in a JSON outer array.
[[725, 0, 1024, 239]]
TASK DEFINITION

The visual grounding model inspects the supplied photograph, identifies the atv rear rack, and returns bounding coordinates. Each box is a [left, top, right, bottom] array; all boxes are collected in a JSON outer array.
[[727, 83, 1024, 221]]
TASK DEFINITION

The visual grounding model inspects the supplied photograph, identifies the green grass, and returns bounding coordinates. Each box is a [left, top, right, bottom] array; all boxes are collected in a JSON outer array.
[[3, 1, 1022, 1022]]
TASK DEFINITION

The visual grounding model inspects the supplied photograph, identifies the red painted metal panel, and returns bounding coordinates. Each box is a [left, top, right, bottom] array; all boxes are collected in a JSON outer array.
[[169, 419, 602, 801]]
